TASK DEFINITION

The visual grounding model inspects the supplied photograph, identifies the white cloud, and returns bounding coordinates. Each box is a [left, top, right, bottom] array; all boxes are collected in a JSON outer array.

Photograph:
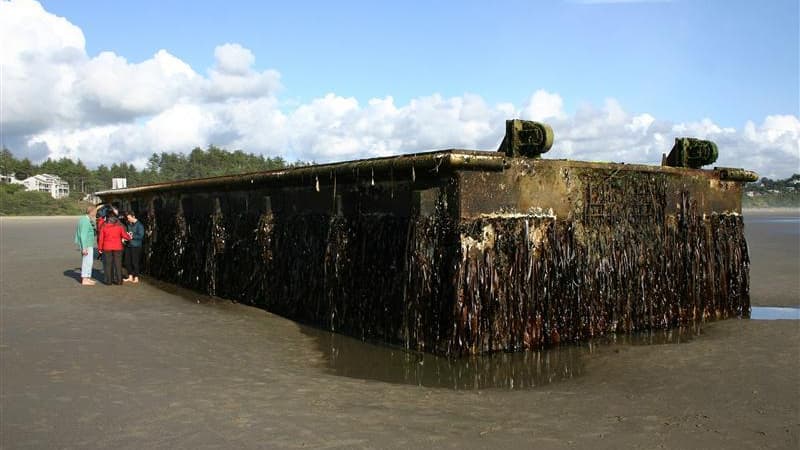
[[521, 90, 566, 121], [532, 100, 800, 179], [0, 0, 277, 137], [76, 50, 198, 122], [0, 0, 86, 134], [626, 113, 655, 135], [204, 43, 281, 100], [213, 43, 254, 75], [2, 0, 798, 180]]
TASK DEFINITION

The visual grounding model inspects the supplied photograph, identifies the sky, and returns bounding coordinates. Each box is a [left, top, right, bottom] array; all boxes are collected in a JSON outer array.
[[1, 0, 798, 178]]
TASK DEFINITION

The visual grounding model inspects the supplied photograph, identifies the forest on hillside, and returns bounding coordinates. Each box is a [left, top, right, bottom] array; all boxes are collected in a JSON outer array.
[[742, 173, 800, 208], [0, 146, 298, 215], [0, 146, 294, 194]]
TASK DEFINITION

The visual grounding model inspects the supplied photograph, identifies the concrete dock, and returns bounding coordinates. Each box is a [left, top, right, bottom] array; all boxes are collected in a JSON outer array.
[[1, 217, 798, 449]]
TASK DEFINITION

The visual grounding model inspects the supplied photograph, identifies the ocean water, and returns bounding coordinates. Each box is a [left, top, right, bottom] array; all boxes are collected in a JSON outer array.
[[750, 306, 800, 320], [744, 211, 800, 308]]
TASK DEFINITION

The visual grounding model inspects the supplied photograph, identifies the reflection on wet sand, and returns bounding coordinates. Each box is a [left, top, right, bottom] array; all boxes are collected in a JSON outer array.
[[305, 325, 703, 389], [148, 266, 714, 390], [111, 213, 799, 390]]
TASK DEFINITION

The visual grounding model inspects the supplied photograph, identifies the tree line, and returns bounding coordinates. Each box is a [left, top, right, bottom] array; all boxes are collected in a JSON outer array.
[[0, 146, 295, 194]]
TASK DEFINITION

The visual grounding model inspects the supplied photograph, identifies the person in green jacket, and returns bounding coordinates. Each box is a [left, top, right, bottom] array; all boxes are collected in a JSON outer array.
[[74, 205, 98, 285]]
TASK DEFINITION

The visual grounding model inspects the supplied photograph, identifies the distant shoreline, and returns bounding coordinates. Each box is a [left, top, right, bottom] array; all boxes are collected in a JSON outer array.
[[743, 207, 800, 215]]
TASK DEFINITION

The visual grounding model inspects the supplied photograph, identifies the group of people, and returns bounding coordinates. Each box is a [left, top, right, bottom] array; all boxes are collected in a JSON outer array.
[[74, 204, 145, 286]]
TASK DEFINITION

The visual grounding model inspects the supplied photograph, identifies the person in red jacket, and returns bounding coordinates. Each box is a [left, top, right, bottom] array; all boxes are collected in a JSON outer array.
[[98, 215, 130, 285]]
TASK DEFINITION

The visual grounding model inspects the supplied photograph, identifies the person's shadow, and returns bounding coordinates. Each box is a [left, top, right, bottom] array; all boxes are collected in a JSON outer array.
[[63, 268, 106, 284]]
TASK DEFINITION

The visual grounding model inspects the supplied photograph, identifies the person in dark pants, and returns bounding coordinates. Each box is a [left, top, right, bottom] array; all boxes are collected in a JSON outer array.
[[122, 211, 144, 283], [98, 215, 129, 285]]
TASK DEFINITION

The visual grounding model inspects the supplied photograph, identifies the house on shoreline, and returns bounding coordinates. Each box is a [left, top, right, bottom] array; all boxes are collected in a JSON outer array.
[[1, 173, 70, 199]]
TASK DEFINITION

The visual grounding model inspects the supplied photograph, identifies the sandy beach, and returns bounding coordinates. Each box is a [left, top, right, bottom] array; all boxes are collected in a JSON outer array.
[[1, 215, 798, 449]]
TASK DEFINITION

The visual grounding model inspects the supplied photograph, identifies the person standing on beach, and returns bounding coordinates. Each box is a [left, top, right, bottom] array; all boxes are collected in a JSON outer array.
[[98, 215, 129, 285], [74, 205, 98, 286], [122, 211, 144, 283]]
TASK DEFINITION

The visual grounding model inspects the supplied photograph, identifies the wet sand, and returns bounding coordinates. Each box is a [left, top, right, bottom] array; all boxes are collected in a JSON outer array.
[[1, 216, 798, 449]]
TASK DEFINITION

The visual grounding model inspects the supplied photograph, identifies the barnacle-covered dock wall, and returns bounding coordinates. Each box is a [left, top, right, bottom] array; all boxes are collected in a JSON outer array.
[[98, 135, 756, 356]]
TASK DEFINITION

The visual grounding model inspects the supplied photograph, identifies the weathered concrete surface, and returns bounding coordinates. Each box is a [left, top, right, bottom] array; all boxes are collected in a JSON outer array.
[[1, 217, 798, 449]]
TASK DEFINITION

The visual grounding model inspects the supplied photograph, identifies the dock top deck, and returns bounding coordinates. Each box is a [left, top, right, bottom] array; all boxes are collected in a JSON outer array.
[[96, 148, 755, 198], [97, 149, 499, 197]]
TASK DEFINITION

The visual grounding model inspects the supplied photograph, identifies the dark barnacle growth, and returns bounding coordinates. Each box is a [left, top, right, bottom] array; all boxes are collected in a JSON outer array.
[[448, 212, 749, 355], [128, 155, 750, 357], [137, 195, 749, 357], [205, 208, 227, 295]]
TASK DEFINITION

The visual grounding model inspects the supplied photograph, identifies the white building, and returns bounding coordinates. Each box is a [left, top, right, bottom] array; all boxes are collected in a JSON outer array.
[[82, 193, 102, 204], [0, 173, 23, 184], [21, 174, 70, 199], [112, 178, 127, 189]]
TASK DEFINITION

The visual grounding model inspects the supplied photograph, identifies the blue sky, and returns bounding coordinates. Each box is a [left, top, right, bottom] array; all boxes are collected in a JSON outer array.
[[40, 0, 798, 126], [2, 0, 798, 177]]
